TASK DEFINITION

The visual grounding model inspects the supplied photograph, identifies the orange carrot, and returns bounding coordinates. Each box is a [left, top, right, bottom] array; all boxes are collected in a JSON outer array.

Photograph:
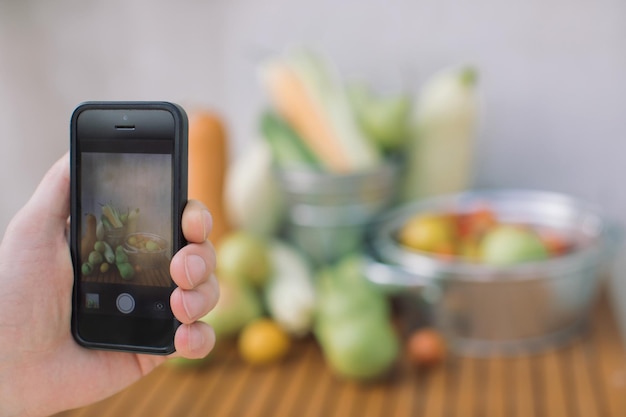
[[188, 109, 232, 244]]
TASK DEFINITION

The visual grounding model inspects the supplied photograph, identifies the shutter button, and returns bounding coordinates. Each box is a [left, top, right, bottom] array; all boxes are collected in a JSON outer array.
[[116, 293, 135, 314]]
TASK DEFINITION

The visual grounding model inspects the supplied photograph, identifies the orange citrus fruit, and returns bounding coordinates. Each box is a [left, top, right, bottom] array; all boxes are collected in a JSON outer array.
[[238, 318, 291, 366]]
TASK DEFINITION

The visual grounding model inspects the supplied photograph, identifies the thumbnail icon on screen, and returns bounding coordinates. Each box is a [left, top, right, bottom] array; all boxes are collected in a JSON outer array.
[[86, 293, 100, 309]]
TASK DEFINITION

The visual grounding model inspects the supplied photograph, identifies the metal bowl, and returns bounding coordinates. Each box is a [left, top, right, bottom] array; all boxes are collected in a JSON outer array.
[[276, 161, 398, 265], [123, 232, 168, 270], [364, 189, 622, 356]]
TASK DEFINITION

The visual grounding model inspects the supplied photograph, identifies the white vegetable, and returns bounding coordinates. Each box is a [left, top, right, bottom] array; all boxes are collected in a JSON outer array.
[[96, 221, 105, 241], [264, 240, 317, 337], [224, 140, 285, 236], [401, 67, 480, 201]]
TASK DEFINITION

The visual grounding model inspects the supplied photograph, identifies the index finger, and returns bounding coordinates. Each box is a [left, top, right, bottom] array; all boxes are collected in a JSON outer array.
[[181, 199, 213, 244]]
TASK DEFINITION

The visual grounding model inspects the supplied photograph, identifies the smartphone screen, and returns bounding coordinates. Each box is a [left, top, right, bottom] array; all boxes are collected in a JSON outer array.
[[70, 102, 187, 354]]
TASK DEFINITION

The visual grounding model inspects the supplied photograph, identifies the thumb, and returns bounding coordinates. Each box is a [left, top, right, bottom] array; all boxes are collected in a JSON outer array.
[[8, 153, 70, 242]]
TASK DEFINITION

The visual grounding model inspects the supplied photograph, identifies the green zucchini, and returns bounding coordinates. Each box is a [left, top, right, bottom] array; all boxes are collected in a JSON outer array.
[[260, 111, 321, 170]]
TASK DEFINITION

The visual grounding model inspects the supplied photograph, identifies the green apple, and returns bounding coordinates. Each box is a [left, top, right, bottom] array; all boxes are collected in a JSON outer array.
[[313, 254, 399, 380], [217, 231, 272, 288], [321, 315, 399, 380], [201, 279, 264, 338], [316, 256, 389, 323], [480, 225, 549, 266], [315, 288, 388, 337], [348, 82, 411, 152]]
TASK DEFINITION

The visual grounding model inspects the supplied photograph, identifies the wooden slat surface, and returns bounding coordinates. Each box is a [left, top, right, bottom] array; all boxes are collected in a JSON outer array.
[[56, 294, 626, 417], [82, 258, 171, 287]]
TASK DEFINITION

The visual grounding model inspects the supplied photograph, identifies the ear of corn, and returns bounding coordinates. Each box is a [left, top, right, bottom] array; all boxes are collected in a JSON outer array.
[[102, 204, 123, 228]]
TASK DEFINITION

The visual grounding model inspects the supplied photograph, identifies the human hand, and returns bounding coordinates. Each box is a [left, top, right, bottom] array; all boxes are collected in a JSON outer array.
[[0, 153, 219, 417]]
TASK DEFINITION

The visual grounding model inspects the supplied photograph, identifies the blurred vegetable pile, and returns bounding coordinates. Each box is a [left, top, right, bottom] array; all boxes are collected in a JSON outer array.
[[80, 204, 141, 281], [175, 46, 482, 380], [171, 229, 407, 380], [223, 47, 480, 239]]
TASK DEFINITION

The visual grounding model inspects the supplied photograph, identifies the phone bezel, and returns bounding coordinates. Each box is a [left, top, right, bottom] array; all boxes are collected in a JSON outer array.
[[70, 101, 188, 355]]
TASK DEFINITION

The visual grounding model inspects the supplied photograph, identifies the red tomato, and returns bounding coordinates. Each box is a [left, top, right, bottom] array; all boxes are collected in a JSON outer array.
[[538, 229, 572, 256], [457, 205, 498, 240], [406, 328, 447, 368]]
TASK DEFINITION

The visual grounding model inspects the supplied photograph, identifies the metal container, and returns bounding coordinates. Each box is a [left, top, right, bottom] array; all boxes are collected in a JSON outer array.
[[364, 189, 622, 356], [277, 162, 398, 265], [123, 232, 168, 270]]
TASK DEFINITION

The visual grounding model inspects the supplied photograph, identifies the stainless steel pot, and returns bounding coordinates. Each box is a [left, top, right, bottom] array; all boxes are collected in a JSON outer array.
[[276, 162, 398, 265], [364, 189, 622, 356]]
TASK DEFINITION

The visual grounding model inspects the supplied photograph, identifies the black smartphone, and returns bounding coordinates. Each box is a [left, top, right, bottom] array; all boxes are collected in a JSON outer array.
[[70, 101, 188, 354]]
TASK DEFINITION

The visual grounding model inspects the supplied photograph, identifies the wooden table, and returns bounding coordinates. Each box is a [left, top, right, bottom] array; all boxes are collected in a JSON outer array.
[[56, 293, 626, 417]]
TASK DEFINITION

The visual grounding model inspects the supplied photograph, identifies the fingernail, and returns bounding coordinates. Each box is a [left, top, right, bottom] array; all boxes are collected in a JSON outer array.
[[181, 290, 204, 322], [188, 325, 205, 353], [201, 210, 212, 241], [184, 254, 206, 288]]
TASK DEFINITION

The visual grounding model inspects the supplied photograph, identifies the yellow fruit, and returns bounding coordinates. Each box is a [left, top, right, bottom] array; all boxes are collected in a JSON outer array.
[[238, 318, 291, 366], [398, 213, 456, 254]]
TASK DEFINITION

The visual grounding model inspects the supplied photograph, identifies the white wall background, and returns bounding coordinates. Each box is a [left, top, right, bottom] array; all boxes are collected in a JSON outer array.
[[2, 0, 626, 333]]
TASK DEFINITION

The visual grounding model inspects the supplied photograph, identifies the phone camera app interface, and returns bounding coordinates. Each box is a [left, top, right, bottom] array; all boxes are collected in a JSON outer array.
[[79, 152, 173, 318]]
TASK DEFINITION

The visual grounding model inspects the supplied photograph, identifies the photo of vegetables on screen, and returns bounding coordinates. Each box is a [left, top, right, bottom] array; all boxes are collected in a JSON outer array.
[[79, 152, 172, 288]]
